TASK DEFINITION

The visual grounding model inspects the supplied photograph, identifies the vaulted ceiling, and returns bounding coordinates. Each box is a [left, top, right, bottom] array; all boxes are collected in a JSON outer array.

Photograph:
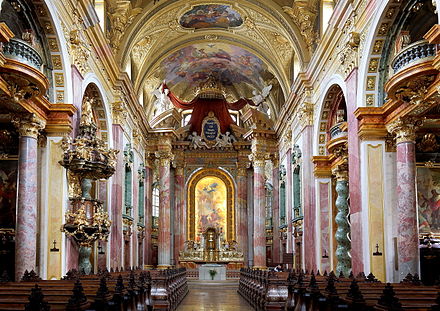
[[107, 0, 316, 119]]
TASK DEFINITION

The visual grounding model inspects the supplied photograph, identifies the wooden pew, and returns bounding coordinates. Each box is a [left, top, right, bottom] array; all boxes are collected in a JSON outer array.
[[0, 267, 187, 311]]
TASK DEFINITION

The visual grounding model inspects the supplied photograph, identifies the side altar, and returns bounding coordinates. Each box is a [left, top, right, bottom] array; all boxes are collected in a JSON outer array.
[[179, 227, 244, 270]]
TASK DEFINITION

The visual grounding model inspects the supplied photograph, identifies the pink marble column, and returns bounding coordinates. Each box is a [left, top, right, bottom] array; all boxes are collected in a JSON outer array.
[[272, 163, 280, 264], [158, 155, 172, 268], [237, 166, 248, 264], [302, 126, 317, 271], [387, 118, 421, 279], [252, 155, 266, 269], [319, 181, 331, 273], [110, 123, 124, 269], [144, 165, 153, 267], [174, 166, 185, 266], [396, 142, 418, 277], [345, 69, 363, 273], [13, 116, 44, 280]]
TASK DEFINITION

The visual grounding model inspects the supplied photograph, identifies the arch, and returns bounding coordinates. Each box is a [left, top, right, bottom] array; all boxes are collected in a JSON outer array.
[[81, 76, 114, 148], [313, 76, 347, 156], [43, 0, 74, 106], [186, 168, 235, 242]]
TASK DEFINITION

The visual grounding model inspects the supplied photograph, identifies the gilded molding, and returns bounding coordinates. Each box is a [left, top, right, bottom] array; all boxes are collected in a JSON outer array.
[[283, 2, 318, 52]]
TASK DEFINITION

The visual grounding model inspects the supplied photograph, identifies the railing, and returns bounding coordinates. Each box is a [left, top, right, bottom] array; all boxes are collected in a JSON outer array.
[[2, 38, 42, 70], [392, 40, 437, 73], [329, 122, 347, 140]]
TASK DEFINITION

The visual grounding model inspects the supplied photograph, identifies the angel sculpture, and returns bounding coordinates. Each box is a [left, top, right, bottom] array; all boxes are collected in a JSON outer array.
[[251, 84, 273, 105], [214, 131, 236, 148], [152, 84, 172, 115], [188, 131, 209, 149]]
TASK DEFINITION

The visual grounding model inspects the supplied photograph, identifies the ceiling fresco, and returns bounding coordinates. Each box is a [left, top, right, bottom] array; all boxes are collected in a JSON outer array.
[[179, 5, 243, 29], [160, 43, 270, 97]]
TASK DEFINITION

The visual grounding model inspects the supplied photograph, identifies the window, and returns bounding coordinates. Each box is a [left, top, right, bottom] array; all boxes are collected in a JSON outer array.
[[152, 185, 159, 217]]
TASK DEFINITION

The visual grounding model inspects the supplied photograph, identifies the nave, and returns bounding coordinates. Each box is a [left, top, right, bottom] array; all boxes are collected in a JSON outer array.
[[179, 280, 252, 311]]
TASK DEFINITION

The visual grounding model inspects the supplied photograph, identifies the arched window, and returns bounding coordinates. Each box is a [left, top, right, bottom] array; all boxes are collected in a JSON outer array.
[[265, 182, 273, 229], [124, 144, 133, 217], [152, 183, 159, 229], [138, 164, 145, 225]]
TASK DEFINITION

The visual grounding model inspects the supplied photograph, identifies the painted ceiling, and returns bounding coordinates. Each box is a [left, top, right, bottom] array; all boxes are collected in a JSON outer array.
[[161, 43, 268, 94], [118, 0, 307, 119], [179, 4, 243, 29]]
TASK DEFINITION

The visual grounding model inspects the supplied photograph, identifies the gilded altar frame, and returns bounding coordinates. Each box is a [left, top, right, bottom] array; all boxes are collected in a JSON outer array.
[[187, 168, 235, 242]]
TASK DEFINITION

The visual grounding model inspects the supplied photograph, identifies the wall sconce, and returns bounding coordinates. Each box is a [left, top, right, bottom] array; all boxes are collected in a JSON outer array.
[[373, 243, 382, 256], [50, 240, 59, 252], [322, 249, 329, 259]]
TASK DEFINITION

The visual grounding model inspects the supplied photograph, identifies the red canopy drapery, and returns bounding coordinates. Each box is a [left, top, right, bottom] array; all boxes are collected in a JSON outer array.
[[164, 83, 255, 134]]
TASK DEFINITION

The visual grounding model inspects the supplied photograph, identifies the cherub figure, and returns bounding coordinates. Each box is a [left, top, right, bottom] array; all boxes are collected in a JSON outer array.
[[188, 131, 209, 149]]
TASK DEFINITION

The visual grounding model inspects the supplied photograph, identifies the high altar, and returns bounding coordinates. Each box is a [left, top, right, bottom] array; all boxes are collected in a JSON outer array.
[[178, 169, 244, 270]]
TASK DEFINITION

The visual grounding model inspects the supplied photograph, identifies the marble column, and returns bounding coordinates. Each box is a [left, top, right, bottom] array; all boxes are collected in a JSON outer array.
[[271, 160, 280, 264], [332, 162, 351, 276], [144, 164, 153, 267], [174, 165, 185, 266], [110, 123, 124, 269], [252, 154, 267, 269], [12, 115, 45, 280], [158, 153, 172, 268], [237, 166, 248, 264], [387, 117, 421, 279]]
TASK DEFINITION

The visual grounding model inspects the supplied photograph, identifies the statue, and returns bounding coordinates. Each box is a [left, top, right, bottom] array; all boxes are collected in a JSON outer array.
[[80, 96, 94, 126], [214, 131, 236, 148], [188, 131, 209, 149], [152, 84, 172, 115], [251, 84, 272, 105]]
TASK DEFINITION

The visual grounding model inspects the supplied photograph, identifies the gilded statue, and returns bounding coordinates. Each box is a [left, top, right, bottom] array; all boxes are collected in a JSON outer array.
[[80, 96, 94, 126]]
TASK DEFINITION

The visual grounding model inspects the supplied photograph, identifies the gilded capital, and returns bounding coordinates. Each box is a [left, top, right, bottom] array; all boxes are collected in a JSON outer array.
[[332, 163, 349, 181], [12, 114, 46, 139], [156, 151, 174, 167], [112, 102, 126, 125], [249, 152, 267, 168], [297, 102, 314, 126], [386, 117, 423, 144], [175, 166, 184, 176]]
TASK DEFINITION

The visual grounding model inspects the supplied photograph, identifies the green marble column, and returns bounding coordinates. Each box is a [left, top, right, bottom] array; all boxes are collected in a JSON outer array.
[[333, 164, 351, 276], [279, 165, 286, 226]]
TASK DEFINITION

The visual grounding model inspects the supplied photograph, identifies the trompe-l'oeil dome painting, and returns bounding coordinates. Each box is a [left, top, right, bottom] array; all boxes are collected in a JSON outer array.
[[179, 4, 243, 29]]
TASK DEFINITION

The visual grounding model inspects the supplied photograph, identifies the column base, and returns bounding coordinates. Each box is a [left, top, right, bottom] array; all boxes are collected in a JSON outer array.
[[157, 264, 174, 269], [143, 265, 154, 269]]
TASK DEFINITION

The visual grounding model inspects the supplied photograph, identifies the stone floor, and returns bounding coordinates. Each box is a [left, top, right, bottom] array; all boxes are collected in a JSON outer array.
[[177, 280, 253, 311]]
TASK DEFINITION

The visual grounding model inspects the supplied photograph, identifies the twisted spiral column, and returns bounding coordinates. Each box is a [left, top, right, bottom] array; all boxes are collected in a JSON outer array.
[[332, 163, 351, 276]]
